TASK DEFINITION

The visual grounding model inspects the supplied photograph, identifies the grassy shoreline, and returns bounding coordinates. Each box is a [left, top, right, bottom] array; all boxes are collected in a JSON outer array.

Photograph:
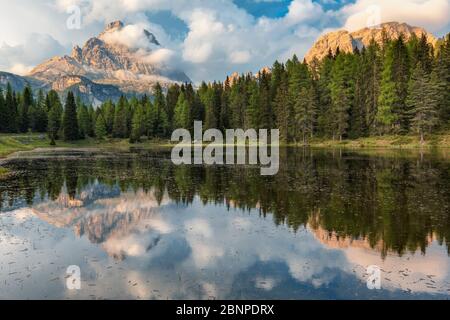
[[1, 132, 450, 160]]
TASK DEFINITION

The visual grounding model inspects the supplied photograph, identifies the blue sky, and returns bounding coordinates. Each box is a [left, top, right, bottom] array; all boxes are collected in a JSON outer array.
[[0, 0, 449, 82], [145, 0, 354, 40]]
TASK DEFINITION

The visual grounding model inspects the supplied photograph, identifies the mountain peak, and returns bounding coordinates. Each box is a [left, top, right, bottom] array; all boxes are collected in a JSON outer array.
[[27, 19, 190, 103], [104, 20, 124, 32], [305, 21, 437, 62]]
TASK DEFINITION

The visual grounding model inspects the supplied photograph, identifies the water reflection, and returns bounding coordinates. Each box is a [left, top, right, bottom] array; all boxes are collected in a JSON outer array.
[[0, 148, 449, 299]]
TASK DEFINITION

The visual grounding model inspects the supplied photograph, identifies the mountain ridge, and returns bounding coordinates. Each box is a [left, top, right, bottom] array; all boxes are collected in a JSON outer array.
[[28, 20, 190, 100], [305, 21, 438, 62]]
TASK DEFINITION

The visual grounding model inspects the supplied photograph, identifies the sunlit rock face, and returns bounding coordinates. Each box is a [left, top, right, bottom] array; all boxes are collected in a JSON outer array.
[[305, 22, 437, 62], [26, 20, 190, 104]]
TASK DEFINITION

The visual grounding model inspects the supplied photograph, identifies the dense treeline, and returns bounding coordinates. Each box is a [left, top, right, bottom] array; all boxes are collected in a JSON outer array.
[[0, 32, 449, 144]]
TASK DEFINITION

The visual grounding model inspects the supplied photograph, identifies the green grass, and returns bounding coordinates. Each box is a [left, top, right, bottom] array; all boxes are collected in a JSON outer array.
[[0, 166, 10, 178], [0, 133, 174, 158], [305, 132, 450, 149]]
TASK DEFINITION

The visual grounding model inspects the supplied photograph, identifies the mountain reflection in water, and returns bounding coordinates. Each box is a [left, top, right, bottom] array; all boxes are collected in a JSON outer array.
[[0, 148, 449, 299]]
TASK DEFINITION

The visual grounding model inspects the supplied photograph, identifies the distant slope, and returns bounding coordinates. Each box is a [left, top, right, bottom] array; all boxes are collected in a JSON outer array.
[[0, 71, 45, 93]]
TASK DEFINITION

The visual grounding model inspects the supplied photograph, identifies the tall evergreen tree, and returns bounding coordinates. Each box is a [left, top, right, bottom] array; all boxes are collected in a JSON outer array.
[[329, 53, 354, 140], [258, 70, 273, 129], [152, 83, 169, 137], [4, 84, 18, 132], [62, 91, 79, 141], [245, 80, 260, 130], [130, 102, 146, 142], [47, 90, 63, 141], [31, 90, 48, 132], [94, 113, 107, 139], [316, 51, 334, 137], [77, 103, 92, 138], [0, 89, 7, 132], [173, 91, 191, 130], [406, 62, 439, 143], [18, 86, 33, 132], [166, 84, 180, 130], [113, 96, 129, 138], [274, 72, 290, 143], [294, 86, 317, 144]]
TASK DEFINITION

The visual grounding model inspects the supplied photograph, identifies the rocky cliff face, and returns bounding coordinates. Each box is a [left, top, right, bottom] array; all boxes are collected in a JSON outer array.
[[305, 22, 437, 62], [26, 20, 190, 103]]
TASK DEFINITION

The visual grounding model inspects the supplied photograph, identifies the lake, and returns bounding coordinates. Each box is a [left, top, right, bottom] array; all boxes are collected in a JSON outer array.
[[0, 147, 449, 299]]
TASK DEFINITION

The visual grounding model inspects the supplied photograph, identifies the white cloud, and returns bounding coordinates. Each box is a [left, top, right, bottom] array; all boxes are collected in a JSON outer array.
[[230, 50, 252, 64], [341, 0, 450, 33], [101, 23, 158, 50], [0, 33, 67, 75], [0, 0, 449, 81]]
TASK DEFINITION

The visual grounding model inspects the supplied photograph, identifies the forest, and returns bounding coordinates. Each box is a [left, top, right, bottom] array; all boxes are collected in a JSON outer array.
[[0, 32, 449, 145]]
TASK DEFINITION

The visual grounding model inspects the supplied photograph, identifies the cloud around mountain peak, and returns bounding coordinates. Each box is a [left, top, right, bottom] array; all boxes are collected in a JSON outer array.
[[0, 0, 449, 82]]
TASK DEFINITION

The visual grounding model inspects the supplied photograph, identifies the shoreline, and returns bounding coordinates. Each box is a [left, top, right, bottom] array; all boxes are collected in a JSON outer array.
[[1, 132, 450, 161]]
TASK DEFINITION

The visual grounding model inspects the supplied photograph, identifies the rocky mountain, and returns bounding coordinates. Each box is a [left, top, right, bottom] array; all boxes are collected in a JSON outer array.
[[30, 21, 190, 91], [1, 21, 190, 105], [50, 75, 124, 106], [305, 22, 438, 62]]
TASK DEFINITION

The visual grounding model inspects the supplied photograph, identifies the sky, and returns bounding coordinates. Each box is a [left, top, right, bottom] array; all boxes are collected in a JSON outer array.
[[0, 0, 449, 82]]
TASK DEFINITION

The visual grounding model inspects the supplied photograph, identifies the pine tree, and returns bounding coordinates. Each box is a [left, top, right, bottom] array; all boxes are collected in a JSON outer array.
[[409, 33, 433, 73], [18, 86, 33, 132], [112, 96, 128, 138], [153, 83, 169, 137], [386, 36, 410, 133], [166, 84, 180, 131], [362, 40, 382, 134], [220, 77, 230, 131], [274, 72, 290, 143], [62, 91, 79, 141], [294, 86, 316, 144], [377, 40, 399, 134], [5, 83, 18, 132], [316, 52, 334, 137], [434, 33, 450, 127], [103, 100, 116, 135], [32, 90, 48, 132], [329, 53, 353, 140], [258, 70, 273, 129], [145, 99, 156, 137], [245, 80, 259, 130], [77, 103, 91, 138], [0, 89, 7, 132], [229, 77, 247, 129], [406, 62, 438, 143], [173, 91, 191, 129], [130, 103, 146, 142], [202, 85, 218, 130], [47, 90, 63, 141], [94, 113, 107, 139]]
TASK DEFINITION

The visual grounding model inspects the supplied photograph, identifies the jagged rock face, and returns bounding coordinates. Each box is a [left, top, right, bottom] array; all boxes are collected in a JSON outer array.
[[28, 20, 190, 99], [227, 66, 271, 85], [305, 22, 437, 62]]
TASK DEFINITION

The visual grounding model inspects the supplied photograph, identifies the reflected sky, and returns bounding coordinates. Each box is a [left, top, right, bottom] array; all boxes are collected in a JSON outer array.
[[1, 149, 450, 299]]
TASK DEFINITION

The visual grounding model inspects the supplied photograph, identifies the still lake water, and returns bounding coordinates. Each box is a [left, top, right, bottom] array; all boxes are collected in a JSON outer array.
[[0, 147, 449, 299]]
